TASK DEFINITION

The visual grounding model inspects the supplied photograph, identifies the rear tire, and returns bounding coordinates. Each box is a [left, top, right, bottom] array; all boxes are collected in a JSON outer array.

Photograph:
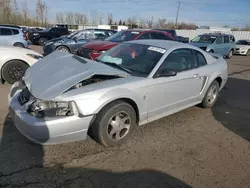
[[226, 49, 233, 59], [1, 60, 29, 84], [201, 80, 219, 108], [13, 42, 25, 48], [38, 37, 47, 46], [91, 101, 136, 147]]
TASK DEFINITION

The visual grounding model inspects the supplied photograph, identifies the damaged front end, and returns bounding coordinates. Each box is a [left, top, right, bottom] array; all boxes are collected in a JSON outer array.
[[18, 86, 79, 118], [67, 74, 122, 91]]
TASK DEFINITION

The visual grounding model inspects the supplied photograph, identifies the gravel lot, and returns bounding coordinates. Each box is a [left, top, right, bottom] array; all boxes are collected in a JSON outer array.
[[0, 45, 249, 188]]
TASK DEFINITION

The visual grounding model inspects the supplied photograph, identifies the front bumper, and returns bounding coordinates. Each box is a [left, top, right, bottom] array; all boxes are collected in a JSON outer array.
[[233, 49, 247, 55], [8, 83, 94, 145]]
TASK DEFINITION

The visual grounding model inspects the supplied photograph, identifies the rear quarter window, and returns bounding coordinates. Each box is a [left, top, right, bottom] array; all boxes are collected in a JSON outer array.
[[11, 29, 19, 35]]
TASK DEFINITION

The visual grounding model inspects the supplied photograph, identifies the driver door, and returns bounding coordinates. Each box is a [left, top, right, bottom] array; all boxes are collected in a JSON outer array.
[[146, 48, 205, 120]]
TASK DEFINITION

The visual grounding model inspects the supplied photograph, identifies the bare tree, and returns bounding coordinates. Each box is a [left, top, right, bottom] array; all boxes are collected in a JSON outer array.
[[0, 0, 12, 23], [21, 0, 29, 25], [90, 10, 98, 24], [98, 12, 104, 25], [36, 0, 48, 26], [56, 12, 64, 24], [127, 17, 137, 28], [146, 16, 153, 28], [156, 18, 167, 28], [65, 11, 74, 25], [107, 13, 113, 25]]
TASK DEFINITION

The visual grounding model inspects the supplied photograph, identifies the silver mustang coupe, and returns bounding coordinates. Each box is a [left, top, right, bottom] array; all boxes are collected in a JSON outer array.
[[8, 40, 228, 147]]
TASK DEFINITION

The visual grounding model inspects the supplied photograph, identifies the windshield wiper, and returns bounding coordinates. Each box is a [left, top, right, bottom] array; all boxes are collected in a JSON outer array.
[[101, 61, 131, 74]]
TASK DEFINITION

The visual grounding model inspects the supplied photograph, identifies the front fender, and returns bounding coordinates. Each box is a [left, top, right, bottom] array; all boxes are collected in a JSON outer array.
[[75, 88, 147, 120]]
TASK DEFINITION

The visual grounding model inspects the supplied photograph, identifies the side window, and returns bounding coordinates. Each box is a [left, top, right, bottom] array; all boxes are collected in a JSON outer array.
[[230, 36, 235, 43], [150, 32, 172, 40], [157, 49, 196, 74], [215, 36, 223, 44], [137, 33, 150, 40], [50, 28, 56, 33], [223, 36, 229, 43], [195, 51, 207, 67], [1, 28, 12, 36]]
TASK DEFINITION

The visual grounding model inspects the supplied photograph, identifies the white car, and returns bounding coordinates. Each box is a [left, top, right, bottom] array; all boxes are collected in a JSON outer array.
[[0, 46, 43, 84], [234, 40, 250, 56]]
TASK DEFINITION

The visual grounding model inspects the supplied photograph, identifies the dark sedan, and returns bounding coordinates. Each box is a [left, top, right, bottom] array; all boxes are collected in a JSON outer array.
[[43, 29, 117, 56]]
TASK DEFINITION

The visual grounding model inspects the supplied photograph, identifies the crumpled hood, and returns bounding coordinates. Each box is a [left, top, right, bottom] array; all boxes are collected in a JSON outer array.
[[24, 51, 129, 100], [189, 42, 211, 48], [81, 41, 118, 50]]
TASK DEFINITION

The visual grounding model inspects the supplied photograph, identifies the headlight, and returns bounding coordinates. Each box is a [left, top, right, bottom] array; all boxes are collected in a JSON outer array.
[[27, 100, 79, 117], [93, 50, 106, 55], [33, 33, 39, 36], [26, 54, 43, 60], [100, 50, 106, 54]]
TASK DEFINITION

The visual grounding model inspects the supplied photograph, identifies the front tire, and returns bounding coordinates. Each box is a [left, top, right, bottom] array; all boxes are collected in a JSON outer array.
[[201, 80, 220, 108], [246, 49, 250, 56], [91, 101, 136, 147], [56, 46, 70, 53], [1, 60, 29, 84]]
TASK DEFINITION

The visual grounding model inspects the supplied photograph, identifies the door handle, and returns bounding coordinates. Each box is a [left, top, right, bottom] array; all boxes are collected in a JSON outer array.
[[193, 74, 199, 78]]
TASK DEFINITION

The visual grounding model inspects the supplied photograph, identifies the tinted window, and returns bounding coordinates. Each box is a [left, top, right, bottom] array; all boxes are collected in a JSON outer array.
[[1, 28, 12, 35], [196, 51, 207, 67], [137, 33, 150, 39], [150, 32, 172, 40], [157, 49, 196, 73], [216, 36, 223, 44], [105, 30, 140, 42], [192, 35, 217, 43], [11, 29, 19, 35], [223, 36, 229, 43]]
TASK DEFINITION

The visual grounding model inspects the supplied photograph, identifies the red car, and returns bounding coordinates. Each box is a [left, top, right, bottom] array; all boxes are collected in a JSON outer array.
[[76, 29, 174, 60]]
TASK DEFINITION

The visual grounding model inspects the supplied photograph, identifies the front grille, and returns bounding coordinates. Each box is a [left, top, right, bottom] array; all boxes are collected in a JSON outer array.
[[18, 87, 31, 105], [77, 48, 93, 59], [200, 47, 207, 51]]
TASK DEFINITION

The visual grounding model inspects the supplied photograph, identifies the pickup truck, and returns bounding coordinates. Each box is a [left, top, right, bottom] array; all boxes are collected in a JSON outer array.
[[154, 29, 189, 43], [28, 27, 70, 46]]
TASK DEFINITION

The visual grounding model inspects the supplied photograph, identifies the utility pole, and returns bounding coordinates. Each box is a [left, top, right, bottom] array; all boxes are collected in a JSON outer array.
[[175, 0, 180, 28]]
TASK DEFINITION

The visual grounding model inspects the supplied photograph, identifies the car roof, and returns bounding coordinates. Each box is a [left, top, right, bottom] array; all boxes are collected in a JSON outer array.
[[125, 39, 189, 49], [201, 33, 234, 37], [0, 24, 21, 29]]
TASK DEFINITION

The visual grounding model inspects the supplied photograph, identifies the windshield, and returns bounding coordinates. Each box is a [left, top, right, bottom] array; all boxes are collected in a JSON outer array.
[[236, 40, 250, 45], [68, 30, 80, 38], [42, 28, 50, 32], [97, 43, 165, 77], [105, 30, 140, 42], [192, 35, 217, 43]]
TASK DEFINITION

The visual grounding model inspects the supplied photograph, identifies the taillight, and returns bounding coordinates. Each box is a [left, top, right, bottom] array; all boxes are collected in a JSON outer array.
[[23, 32, 27, 40]]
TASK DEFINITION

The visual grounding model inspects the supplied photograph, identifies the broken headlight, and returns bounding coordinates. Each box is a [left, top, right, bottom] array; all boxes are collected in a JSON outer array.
[[27, 100, 79, 117]]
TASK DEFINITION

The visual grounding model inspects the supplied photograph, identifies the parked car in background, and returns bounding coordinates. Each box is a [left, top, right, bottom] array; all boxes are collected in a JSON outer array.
[[43, 29, 117, 56], [77, 29, 174, 60], [154, 29, 189, 43], [189, 33, 236, 59], [234, 40, 250, 56], [8, 40, 227, 146], [0, 46, 43, 84], [0, 25, 28, 48], [28, 27, 70, 45]]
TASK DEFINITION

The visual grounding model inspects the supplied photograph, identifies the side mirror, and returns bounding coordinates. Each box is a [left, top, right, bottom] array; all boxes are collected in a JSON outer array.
[[156, 70, 177, 78]]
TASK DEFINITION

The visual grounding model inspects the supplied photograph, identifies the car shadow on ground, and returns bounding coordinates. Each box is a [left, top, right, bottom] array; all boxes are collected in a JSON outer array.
[[212, 77, 250, 141], [0, 115, 192, 188]]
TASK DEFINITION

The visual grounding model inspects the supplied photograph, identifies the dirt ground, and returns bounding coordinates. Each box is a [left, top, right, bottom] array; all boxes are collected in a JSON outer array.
[[0, 46, 249, 188]]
